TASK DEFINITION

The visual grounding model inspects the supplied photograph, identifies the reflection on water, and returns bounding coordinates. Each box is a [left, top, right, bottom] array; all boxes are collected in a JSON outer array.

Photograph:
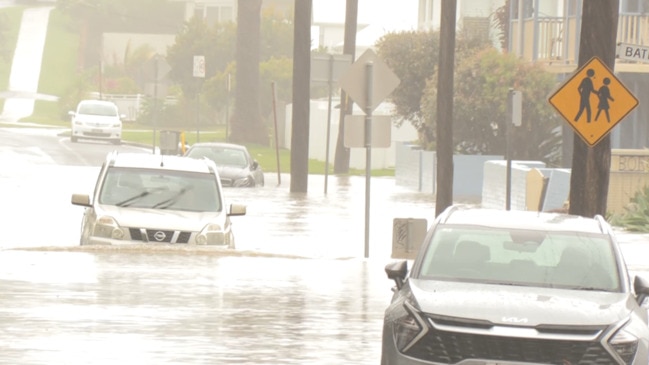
[[0, 250, 393, 364], [226, 174, 440, 259]]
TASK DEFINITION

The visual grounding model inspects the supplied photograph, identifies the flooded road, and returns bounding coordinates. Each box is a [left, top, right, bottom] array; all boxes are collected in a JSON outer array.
[[0, 151, 439, 364], [2, 131, 649, 364], [1, 250, 390, 365]]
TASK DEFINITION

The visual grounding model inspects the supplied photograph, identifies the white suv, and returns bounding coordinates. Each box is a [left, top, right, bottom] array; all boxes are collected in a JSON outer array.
[[69, 99, 123, 144], [71, 152, 246, 248]]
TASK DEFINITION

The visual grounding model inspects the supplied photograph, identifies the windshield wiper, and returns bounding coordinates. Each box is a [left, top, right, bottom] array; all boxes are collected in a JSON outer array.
[[115, 187, 166, 207], [152, 186, 193, 209]]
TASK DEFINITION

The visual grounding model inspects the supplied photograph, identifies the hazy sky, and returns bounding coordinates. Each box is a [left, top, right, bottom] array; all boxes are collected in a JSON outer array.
[[313, 0, 419, 30]]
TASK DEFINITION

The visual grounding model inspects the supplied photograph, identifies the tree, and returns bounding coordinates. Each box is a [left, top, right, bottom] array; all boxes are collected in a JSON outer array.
[[332, 0, 358, 174], [229, 0, 267, 145], [421, 48, 562, 165], [166, 17, 236, 98], [376, 31, 490, 147], [57, 0, 183, 70], [376, 31, 439, 138]]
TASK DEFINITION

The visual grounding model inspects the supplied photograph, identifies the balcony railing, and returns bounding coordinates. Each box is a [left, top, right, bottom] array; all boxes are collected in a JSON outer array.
[[510, 13, 649, 71]]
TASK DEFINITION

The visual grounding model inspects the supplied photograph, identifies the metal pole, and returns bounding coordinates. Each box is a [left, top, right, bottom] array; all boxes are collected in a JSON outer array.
[[196, 79, 200, 143], [324, 54, 334, 194], [506, 88, 513, 210], [226, 73, 230, 142], [364, 61, 373, 259], [271, 82, 282, 186], [152, 56, 158, 154]]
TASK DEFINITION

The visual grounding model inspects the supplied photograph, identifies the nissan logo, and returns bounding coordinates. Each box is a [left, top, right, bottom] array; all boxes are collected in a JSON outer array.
[[154, 231, 166, 241]]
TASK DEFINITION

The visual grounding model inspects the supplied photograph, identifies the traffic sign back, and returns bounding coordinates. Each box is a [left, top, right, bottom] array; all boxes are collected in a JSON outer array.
[[548, 56, 638, 146]]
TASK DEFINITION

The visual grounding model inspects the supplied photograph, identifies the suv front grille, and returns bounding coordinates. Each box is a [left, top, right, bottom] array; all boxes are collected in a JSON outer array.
[[129, 228, 192, 244], [404, 319, 615, 364]]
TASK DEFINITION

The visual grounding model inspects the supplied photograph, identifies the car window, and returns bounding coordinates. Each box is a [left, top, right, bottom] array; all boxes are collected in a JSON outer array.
[[78, 103, 118, 117], [187, 147, 248, 167], [98, 167, 221, 212], [417, 225, 621, 291]]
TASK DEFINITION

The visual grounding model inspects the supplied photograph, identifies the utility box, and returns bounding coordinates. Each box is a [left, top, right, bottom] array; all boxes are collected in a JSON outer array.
[[391, 218, 428, 260], [160, 130, 181, 155]]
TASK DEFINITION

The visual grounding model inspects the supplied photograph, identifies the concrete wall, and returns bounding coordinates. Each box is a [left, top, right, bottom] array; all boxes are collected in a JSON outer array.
[[283, 100, 419, 170], [394, 142, 501, 201], [609, 149, 649, 214]]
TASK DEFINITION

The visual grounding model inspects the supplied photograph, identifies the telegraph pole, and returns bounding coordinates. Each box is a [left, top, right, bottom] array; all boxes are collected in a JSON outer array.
[[569, 0, 619, 217], [290, 0, 312, 192], [435, 0, 457, 217]]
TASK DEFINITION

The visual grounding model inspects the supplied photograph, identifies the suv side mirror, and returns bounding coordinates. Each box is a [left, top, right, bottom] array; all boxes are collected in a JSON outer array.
[[634, 275, 649, 305], [385, 260, 408, 291]]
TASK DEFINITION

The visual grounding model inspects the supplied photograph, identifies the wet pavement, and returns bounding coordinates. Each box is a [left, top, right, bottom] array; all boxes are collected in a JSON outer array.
[[0, 165, 442, 365], [2, 146, 649, 364], [0, 250, 391, 365]]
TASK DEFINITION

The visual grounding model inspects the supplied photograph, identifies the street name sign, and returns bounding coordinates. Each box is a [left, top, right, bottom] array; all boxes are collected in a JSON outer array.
[[548, 56, 638, 146], [616, 42, 649, 63]]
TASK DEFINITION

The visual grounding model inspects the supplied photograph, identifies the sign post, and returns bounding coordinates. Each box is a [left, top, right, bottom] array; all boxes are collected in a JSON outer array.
[[193, 55, 205, 142], [310, 54, 352, 193], [548, 56, 638, 147], [338, 49, 400, 258]]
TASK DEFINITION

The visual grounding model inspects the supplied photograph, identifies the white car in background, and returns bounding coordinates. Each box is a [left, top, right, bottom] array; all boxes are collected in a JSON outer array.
[[71, 151, 247, 248], [69, 99, 123, 144]]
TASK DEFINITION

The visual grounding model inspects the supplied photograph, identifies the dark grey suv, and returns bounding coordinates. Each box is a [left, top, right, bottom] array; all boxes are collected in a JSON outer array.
[[382, 205, 649, 365]]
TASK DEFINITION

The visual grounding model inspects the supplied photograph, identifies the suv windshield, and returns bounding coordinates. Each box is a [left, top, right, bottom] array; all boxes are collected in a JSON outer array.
[[417, 225, 621, 292], [98, 167, 222, 212], [78, 103, 118, 116]]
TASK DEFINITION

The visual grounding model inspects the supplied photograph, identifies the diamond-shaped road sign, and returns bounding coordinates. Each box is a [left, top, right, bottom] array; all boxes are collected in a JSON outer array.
[[548, 56, 638, 147], [338, 48, 400, 114]]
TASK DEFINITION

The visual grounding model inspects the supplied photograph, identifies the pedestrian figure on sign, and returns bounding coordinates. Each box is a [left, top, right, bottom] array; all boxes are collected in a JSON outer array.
[[595, 77, 614, 122], [574, 68, 597, 123]]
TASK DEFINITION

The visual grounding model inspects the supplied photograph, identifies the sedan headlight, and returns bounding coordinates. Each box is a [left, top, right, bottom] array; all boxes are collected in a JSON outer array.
[[393, 295, 428, 353], [233, 176, 253, 187], [608, 326, 639, 364], [196, 223, 225, 245], [93, 216, 124, 240]]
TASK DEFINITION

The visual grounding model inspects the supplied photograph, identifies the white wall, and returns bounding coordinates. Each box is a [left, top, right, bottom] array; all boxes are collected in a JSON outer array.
[[283, 99, 418, 170]]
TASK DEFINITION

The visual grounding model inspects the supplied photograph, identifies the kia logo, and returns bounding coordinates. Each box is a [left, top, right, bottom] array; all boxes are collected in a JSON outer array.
[[154, 231, 166, 241], [502, 317, 528, 324]]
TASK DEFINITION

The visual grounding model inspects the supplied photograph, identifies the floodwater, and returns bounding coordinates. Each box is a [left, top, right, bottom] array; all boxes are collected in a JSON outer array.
[[0, 251, 391, 365], [0, 172, 442, 365], [2, 168, 649, 364]]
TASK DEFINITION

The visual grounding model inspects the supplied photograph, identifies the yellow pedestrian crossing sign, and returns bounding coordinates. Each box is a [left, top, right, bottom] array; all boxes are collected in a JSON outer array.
[[548, 56, 638, 146]]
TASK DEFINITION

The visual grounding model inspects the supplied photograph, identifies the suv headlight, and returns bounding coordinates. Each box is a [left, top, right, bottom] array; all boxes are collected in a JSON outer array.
[[393, 294, 428, 353], [196, 223, 225, 245], [608, 326, 639, 364], [93, 216, 124, 240]]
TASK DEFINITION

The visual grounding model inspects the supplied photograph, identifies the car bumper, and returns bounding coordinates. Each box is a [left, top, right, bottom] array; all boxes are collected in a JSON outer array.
[[81, 228, 235, 248], [380, 322, 649, 365], [72, 125, 121, 140]]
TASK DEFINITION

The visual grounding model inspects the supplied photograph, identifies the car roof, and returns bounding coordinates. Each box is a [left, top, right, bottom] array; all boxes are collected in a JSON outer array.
[[106, 152, 216, 174], [78, 99, 117, 106], [440, 205, 609, 235], [187, 142, 248, 151]]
